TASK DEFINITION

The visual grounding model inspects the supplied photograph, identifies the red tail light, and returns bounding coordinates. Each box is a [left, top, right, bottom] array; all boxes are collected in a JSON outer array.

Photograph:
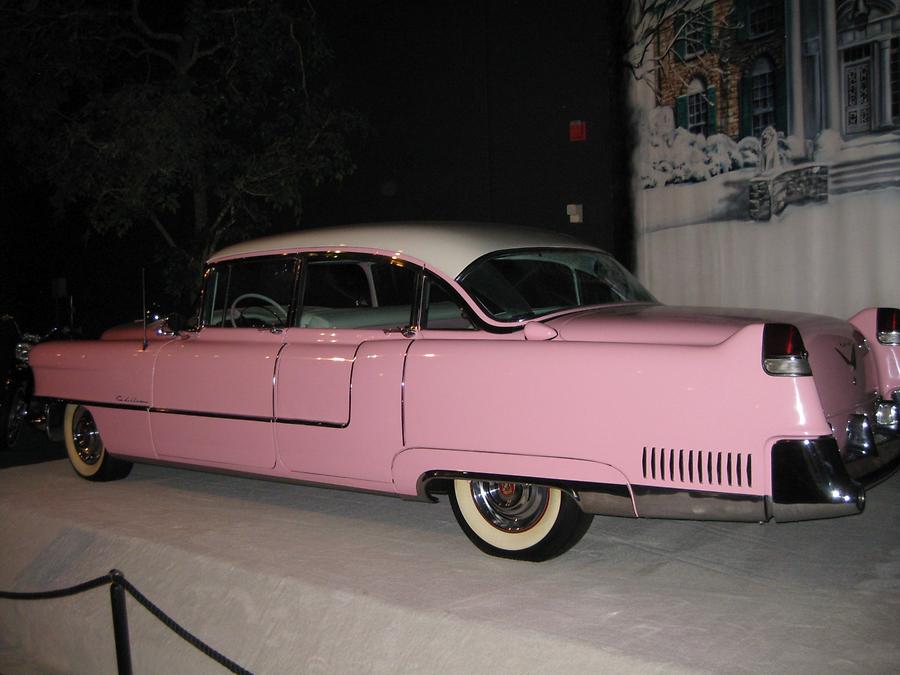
[[877, 307, 900, 345], [763, 323, 812, 376]]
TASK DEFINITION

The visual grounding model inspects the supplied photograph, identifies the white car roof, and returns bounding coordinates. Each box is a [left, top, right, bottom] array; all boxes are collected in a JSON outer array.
[[208, 221, 603, 279]]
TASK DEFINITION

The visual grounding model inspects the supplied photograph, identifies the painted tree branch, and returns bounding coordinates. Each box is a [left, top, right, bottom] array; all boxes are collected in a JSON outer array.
[[130, 0, 182, 44]]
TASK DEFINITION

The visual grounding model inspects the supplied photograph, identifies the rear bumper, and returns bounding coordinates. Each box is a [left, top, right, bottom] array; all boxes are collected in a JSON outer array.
[[844, 429, 900, 487], [770, 431, 900, 522]]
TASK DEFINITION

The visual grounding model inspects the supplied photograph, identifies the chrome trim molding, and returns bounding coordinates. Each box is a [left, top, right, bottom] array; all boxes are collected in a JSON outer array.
[[844, 413, 878, 461], [631, 486, 767, 522], [771, 437, 865, 522], [70, 399, 148, 413], [574, 485, 636, 518], [877, 330, 900, 345], [108, 453, 407, 499], [641, 445, 752, 488], [763, 354, 812, 376], [417, 471, 636, 517], [875, 397, 899, 433], [844, 431, 900, 488], [63, 400, 348, 428]]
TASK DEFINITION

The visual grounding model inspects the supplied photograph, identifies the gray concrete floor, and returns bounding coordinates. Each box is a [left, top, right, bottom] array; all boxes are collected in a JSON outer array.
[[1, 457, 899, 674]]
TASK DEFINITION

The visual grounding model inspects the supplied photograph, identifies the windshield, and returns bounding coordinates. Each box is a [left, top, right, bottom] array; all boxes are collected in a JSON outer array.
[[457, 248, 656, 321]]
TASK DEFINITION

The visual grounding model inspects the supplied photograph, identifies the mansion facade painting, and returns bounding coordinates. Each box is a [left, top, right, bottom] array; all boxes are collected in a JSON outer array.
[[630, 0, 900, 325], [651, 0, 899, 145]]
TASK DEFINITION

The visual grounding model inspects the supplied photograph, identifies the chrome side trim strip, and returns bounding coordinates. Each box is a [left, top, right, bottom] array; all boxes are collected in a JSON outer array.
[[631, 486, 767, 522], [70, 399, 148, 413], [275, 416, 348, 429], [66, 400, 348, 428], [150, 407, 271, 423]]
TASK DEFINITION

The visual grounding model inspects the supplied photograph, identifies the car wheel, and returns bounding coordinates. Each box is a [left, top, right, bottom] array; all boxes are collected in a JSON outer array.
[[0, 380, 29, 450], [64, 404, 132, 481], [448, 479, 593, 561]]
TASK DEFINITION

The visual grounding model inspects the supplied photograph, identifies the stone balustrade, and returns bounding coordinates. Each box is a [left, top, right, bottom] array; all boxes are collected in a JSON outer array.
[[749, 164, 829, 221]]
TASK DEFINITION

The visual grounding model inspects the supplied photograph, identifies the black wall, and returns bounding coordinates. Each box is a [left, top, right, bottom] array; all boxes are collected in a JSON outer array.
[[310, 0, 633, 262], [0, 1, 634, 335]]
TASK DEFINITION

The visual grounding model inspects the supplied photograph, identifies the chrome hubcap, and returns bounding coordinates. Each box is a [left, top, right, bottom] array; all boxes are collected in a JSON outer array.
[[469, 481, 550, 533], [72, 408, 102, 465]]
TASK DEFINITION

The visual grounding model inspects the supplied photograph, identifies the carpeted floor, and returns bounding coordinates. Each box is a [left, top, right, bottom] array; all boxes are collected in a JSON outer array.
[[1, 459, 898, 674]]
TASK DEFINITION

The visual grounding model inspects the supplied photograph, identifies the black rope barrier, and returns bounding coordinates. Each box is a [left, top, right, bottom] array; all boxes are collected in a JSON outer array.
[[0, 572, 112, 600], [0, 569, 252, 675], [116, 573, 252, 675]]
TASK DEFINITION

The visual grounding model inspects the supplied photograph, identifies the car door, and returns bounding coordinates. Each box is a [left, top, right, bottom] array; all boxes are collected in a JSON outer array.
[[151, 255, 297, 469], [275, 253, 416, 481]]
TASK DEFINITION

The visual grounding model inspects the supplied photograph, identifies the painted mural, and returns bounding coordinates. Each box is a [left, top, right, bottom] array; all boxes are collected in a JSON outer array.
[[628, 0, 899, 319]]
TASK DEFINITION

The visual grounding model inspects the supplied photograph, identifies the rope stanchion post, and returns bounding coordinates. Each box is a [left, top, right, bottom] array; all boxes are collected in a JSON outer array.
[[0, 569, 251, 674], [109, 569, 133, 675]]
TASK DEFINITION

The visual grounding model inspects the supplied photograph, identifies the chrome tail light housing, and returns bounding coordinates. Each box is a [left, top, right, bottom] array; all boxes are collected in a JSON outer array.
[[876, 307, 900, 345], [762, 323, 812, 376]]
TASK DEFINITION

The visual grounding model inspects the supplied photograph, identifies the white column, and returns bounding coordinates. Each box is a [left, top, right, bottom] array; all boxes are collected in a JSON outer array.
[[822, 0, 841, 131], [881, 39, 893, 127], [789, 0, 806, 141]]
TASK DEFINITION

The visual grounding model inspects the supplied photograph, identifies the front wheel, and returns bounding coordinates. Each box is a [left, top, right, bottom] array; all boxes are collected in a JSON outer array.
[[448, 479, 593, 561], [64, 404, 132, 481]]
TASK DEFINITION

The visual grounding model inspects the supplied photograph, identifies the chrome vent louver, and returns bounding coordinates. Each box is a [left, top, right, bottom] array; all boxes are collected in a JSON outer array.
[[641, 447, 752, 488]]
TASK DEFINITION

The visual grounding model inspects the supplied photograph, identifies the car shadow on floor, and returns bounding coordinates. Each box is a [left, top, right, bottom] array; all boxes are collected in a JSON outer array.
[[0, 425, 65, 469]]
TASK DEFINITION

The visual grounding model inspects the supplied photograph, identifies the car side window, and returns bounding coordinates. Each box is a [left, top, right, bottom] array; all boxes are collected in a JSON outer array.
[[201, 257, 296, 328], [422, 276, 475, 330], [297, 254, 418, 330]]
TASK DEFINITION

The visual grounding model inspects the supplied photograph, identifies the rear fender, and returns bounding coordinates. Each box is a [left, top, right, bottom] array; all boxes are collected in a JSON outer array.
[[849, 308, 900, 400], [391, 447, 636, 517]]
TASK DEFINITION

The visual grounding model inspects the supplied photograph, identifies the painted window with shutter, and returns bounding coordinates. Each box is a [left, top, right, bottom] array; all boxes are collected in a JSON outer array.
[[676, 95, 688, 129], [750, 57, 776, 137], [675, 6, 712, 61], [685, 78, 711, 136], [748, 1, 775, 37]]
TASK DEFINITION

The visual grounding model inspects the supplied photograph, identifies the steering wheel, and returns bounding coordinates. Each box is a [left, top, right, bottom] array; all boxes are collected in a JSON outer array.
[[229, 293, 287, 328]]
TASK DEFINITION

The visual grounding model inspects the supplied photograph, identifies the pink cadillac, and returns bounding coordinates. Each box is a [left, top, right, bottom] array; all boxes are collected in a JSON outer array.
[[28, 222, 900, 560]]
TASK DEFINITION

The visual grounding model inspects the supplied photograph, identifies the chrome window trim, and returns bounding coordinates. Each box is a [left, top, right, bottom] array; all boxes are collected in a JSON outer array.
[[199, 253, 301, 330], [296, 251, 420, 332], [456, 246, 657, 324], [420, 271, 480, 332]]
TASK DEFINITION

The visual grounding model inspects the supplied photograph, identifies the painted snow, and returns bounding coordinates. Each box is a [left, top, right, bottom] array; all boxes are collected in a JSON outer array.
[[627, 0, 899, 319]]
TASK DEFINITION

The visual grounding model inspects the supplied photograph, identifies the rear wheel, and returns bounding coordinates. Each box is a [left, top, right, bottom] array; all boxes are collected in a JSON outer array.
[[0, 380, 28, 450], [64, 404, 132, 481], [448, 479, 593, 561]]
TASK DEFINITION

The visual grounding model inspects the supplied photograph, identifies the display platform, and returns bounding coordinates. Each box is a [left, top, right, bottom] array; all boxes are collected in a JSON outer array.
[[1, 459, 899, 674]]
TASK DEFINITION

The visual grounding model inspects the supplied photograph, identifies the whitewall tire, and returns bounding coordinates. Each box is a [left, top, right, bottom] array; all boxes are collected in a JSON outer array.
[[448, 479, 593, 561], [64, 404, 132, 481]]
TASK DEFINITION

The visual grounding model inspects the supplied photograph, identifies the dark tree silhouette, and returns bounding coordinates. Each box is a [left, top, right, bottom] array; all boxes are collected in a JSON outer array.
[[0, 0, 361, 305]]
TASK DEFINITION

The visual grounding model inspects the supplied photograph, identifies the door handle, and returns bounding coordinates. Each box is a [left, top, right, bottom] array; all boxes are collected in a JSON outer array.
[[383, 325, 417, 338]]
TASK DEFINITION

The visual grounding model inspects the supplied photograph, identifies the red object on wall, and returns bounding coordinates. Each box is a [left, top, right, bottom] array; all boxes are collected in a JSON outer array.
[[569, 120, 587, 142]]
